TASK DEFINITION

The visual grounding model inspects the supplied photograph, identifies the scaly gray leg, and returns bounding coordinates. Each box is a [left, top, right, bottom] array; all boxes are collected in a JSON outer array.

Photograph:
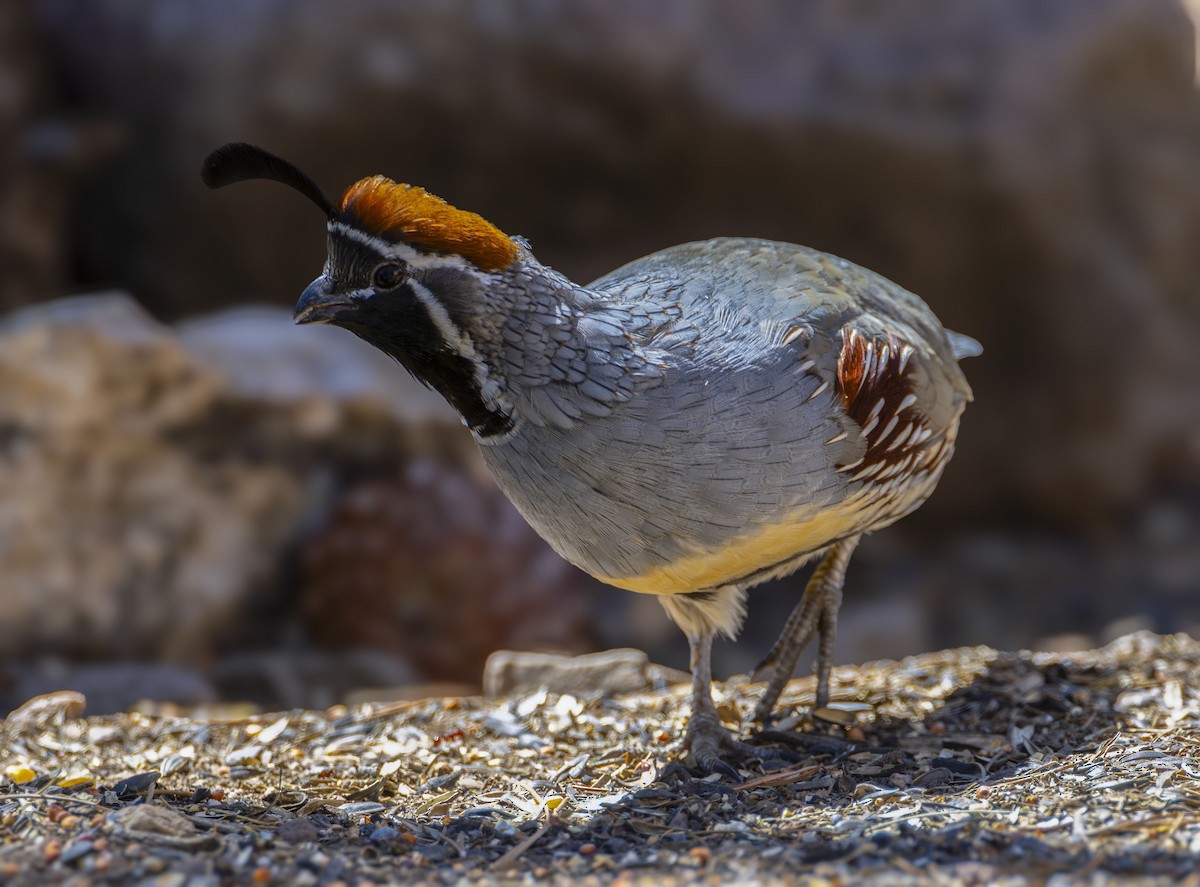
[[751, 536, 860, 724], [662, 586, 799, 775], [680, 629, 739, 775]]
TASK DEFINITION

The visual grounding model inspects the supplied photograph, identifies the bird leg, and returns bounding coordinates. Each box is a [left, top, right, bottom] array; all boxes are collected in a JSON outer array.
[[751, 535, 859, 724], [680, 629, 740, 775], [661, 586, 798, 774]]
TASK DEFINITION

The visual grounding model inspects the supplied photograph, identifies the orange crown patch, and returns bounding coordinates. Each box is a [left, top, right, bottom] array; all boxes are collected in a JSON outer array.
[[338, 176, 517, 272]]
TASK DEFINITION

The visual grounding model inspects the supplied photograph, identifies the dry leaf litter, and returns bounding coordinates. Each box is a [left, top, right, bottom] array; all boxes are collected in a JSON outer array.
[[2, 631, 1200, 885]]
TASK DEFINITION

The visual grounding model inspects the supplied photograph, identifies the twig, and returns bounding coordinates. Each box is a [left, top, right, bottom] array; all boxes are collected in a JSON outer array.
[[734, 764, 823, 791], [0, 792, 112, 810], [490, 813, 557, 871]]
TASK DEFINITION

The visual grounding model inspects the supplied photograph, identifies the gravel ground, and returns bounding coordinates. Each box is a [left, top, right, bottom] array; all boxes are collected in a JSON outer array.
[[2, 632, 1199, 885]]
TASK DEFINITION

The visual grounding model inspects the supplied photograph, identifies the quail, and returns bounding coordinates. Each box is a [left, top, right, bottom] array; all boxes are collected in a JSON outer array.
[[202, 143, 980, 772]]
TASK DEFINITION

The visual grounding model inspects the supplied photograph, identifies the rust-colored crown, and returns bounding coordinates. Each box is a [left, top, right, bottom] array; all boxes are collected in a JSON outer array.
[[338, 176, 518, 271]]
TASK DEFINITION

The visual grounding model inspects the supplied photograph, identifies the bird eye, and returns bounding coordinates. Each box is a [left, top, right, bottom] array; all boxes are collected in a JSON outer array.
[[372, 262, 407, 290]]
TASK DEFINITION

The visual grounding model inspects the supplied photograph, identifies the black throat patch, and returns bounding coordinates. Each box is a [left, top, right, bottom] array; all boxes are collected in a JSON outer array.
[[324, 236, 514, 439]]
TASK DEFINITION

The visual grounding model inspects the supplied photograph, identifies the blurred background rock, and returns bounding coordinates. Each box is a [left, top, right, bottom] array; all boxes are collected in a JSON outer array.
[[2, 0, 1198, 714]]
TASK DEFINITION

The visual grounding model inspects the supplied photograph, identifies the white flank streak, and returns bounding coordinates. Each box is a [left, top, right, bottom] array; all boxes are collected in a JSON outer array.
[[825, 431, 848, 445], [897, 393, 918, 412], [807, 380, 830, 401], [868, 398, 886, 419], [849, 461, 883, 482], [876, 461, 904, 480], [877, 414, 900, 442], [861, 415, 879, 437], [782, 327, 806, 346], [797, 359, 816, 373], [886, 423, 914, 451]]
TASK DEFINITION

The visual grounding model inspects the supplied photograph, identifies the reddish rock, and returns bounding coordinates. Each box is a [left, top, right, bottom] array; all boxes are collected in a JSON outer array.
[[299, 461, 598, 685]]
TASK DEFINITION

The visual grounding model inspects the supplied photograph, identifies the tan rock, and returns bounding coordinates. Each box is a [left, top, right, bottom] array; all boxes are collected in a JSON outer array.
[[483, 648, 666, 699], [4, 690, 86, 728], [0, 294, 456, 663]]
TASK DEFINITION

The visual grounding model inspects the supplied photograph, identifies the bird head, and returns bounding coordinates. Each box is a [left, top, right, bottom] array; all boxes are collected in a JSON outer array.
[[201, 142, 521, 437]]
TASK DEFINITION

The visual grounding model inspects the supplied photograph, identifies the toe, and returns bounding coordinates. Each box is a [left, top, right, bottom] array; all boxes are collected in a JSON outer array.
[[682, 715, 742, 777], [752, 698, 778, 726]]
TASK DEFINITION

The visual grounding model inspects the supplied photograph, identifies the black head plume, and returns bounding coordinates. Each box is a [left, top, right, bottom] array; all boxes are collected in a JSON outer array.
[[201, 142, 335, 217]]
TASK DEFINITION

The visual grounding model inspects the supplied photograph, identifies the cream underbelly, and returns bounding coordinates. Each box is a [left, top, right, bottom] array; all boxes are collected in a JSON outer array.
[[605, 497, 872, 595]]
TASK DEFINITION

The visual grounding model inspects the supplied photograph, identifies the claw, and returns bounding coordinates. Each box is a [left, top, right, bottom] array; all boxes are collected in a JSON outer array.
[[682, 714, 742, 777], [748, 652, 776, 685], [681, 714, 804, 778]]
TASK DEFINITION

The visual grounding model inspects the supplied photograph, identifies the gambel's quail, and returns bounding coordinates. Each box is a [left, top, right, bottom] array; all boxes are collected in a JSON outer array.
[[202, 143, 981, 772]]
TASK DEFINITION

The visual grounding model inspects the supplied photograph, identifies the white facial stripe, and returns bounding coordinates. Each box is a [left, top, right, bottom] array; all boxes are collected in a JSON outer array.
[[407, 279, 508, 413], [328, 221, 474, 271]]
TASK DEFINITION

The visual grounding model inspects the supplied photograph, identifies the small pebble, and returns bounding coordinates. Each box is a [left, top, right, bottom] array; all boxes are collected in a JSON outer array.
[[274, 817, 318, 844], [59, 840, 93, 864], [579, 843, 597, 856], [370, 826, 399, 844]]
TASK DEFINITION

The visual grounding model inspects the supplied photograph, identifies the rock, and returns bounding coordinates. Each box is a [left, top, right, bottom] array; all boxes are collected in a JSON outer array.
[[299, 463, 600, 686], [4, 690, 86, 728], [0, 294, 267, 661], [276, 817, 320, 844], [177, 307, 456, 432], [369, 826, 399, 845], [111, 804, 196, 839], [483, 648, 663, 699], [0, 294, 458, 665]]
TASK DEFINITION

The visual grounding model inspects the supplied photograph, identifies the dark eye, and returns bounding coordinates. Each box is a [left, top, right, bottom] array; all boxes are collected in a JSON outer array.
[[372, 262, 407, 290]]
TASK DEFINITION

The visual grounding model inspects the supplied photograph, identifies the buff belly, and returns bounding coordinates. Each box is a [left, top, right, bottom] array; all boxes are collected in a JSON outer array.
[[605, 498, 872, 595]]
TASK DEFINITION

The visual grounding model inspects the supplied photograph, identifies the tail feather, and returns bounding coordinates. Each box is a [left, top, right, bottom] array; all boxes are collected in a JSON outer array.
[[946, 330, 983, 360]]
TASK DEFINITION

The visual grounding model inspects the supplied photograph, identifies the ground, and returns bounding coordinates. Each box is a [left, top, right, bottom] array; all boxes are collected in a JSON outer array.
[[2, 632, 1199, 885]]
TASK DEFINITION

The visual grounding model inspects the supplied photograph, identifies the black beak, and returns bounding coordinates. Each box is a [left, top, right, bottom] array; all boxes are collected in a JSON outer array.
[[294, 276, 355, 325]]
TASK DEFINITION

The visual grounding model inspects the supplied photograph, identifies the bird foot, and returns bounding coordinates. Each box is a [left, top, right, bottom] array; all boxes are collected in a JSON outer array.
[[681, 714, 742, 778], [678, 714, 801, 779]]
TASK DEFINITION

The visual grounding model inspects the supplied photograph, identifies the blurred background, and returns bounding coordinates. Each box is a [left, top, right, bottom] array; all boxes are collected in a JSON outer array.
[[2, 0, 1198, 715]]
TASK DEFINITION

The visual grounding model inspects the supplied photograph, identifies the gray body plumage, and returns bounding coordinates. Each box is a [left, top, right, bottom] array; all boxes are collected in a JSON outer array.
[[473, 238, 974, 596]]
